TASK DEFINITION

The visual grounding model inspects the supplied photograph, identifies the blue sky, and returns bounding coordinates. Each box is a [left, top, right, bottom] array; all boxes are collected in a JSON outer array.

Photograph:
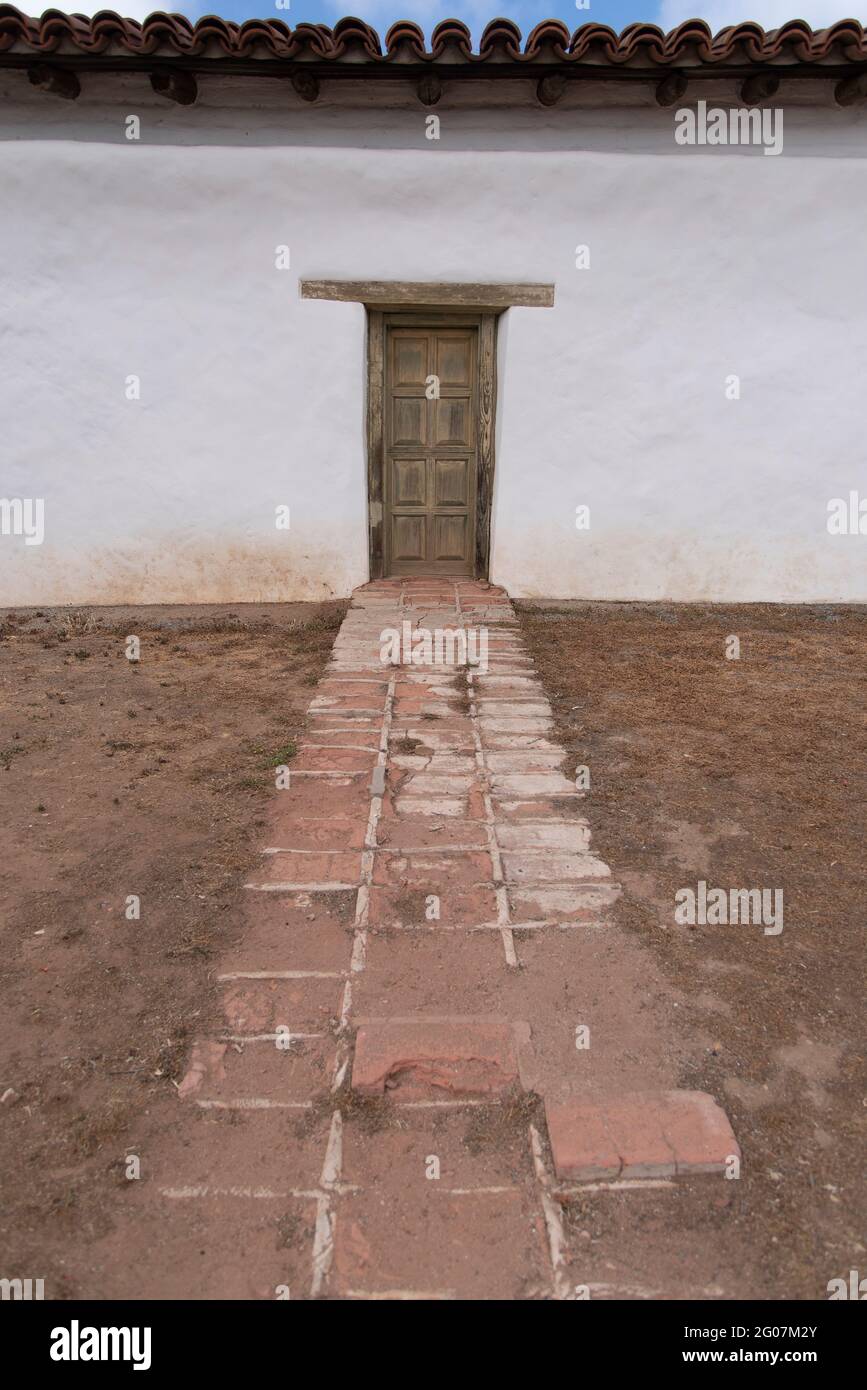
[[176, 2, 650, 34], [71, 3, 867, 39]]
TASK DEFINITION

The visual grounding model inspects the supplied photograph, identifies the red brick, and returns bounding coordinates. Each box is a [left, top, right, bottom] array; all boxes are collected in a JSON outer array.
[[393, 701, 459, 719], [508, 882, 619, 923], [220, 976, 341, 1034], [340, 1105, 527, 1190], [545, 1099, 621, 1180], [251, 850, 361, 887], [494, 795, 585, 821], [658, 1091, 741, 1175], [261, 816, 367, 851], [390, 716, 473, 737], [354, 931, 503, 1017], [545, 1091, 739, 1181], [181, 1035, 335, 1104], [292, 747, 379, 772], [302, 729, 382, 749], [311, 691, 384, 711], [371, 849, 492, 890], [331, 1189, 546, 1299], [376, 819, 488, 850], [271, 778, 371, 819], [464, 786, 489, 822], [95, 1199, 317, 1300], [308, 713, 379, 729], [380, 793, 467, 822], [222, 890, 355, 974], [162, 1107, 330, 1193], [317, 680, 387, 699], [368, 884, 498, 929], [394, 680, 456, 700], [603, 1097, 676, 1178], [351, 1017, 530, 1100]]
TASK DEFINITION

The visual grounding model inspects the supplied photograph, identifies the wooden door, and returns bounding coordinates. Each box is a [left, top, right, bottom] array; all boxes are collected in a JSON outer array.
[[384, 326, 477, 576]]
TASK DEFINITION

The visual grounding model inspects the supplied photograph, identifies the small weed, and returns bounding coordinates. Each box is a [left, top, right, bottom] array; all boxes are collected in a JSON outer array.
[[61, 609, 98, 637], [268, 741, 297, 767]]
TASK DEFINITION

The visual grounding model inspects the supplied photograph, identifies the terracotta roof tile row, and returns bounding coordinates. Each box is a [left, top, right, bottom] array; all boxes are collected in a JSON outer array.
[[1, 10, 866, 71]]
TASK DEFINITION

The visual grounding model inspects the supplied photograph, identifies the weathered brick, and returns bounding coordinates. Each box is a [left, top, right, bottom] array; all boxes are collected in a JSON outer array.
[[260, 816, 367, 851], [161, 1107, 329, 1193], [354, 932, 502, 1018], [496, 821, 592, 851], [603, 1097, 677, 1178], [545, 1098, 621, 1180], [485, 749, 564, 770], [251, 849, 361, 888], [96, 1199, 317, 1300], [331, 1189, 546, 1300], [509, 883, 620, 922], [493, 796, 582, 821], [180, 1035, 335, 1104], [376, 818, 488, 850], [272, 778, 371, 819], [389, 752, 475, 773], [501, 851, 611, 884], [309, 693, 384, 712], [292, 746, 379, 772], [396, 772, 475, 796], [220, 975, 341, 1035], [302, 729, 382, 750], [368, 884, 498, 929], [391, 795, 467, 819], [351, 1017, 531, 1099], [491, 772, 577, 797], [545, 1092, 740, 1181], [222, 889, 355, 974], [658, 1090, 742, 1175], [371, 849, 493, 890]]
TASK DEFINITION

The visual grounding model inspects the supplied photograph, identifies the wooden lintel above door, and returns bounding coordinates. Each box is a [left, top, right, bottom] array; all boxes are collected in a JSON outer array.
[[301, 279, 555, 310]]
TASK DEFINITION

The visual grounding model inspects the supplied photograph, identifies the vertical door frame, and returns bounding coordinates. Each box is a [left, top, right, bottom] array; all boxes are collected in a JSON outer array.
[[367, 307, 498, 581]]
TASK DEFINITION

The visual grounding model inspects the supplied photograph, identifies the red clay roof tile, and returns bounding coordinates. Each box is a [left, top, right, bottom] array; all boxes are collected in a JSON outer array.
[[0, 10, 864, 74]]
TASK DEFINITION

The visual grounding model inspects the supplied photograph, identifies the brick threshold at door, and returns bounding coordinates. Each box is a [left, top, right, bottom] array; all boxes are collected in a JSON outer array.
[[173, 578, 740, 1300]]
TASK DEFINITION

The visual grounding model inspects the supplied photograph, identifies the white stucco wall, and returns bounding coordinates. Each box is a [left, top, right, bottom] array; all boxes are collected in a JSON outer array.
[[2, 75, 865, 603]]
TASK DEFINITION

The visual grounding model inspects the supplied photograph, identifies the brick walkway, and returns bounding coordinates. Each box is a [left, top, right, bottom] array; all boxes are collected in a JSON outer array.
[[167, 578, 739, 1300]]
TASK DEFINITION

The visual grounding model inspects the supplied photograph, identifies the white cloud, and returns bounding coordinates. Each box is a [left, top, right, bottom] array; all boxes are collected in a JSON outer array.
[[657, 0, 867, 33]]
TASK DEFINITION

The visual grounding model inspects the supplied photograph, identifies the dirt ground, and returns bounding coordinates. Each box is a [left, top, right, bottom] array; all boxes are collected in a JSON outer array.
[[0, 601, 344, 1291], [2, 595, 864, 1302], [516, 600, 866, 1299]]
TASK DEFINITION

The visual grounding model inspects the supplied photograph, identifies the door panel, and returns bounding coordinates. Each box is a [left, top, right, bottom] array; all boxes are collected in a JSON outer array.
[[392, 514, 426, 561], [392, 458, 426, 507], [384, 325, 477, 577], [433, 397, 472, 447], [435, 334, 473, 386], [392, 397, 426, 447], [434, 457, 469, 508], [392, 335, 428, 386], [433, 513, 469, 562]]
